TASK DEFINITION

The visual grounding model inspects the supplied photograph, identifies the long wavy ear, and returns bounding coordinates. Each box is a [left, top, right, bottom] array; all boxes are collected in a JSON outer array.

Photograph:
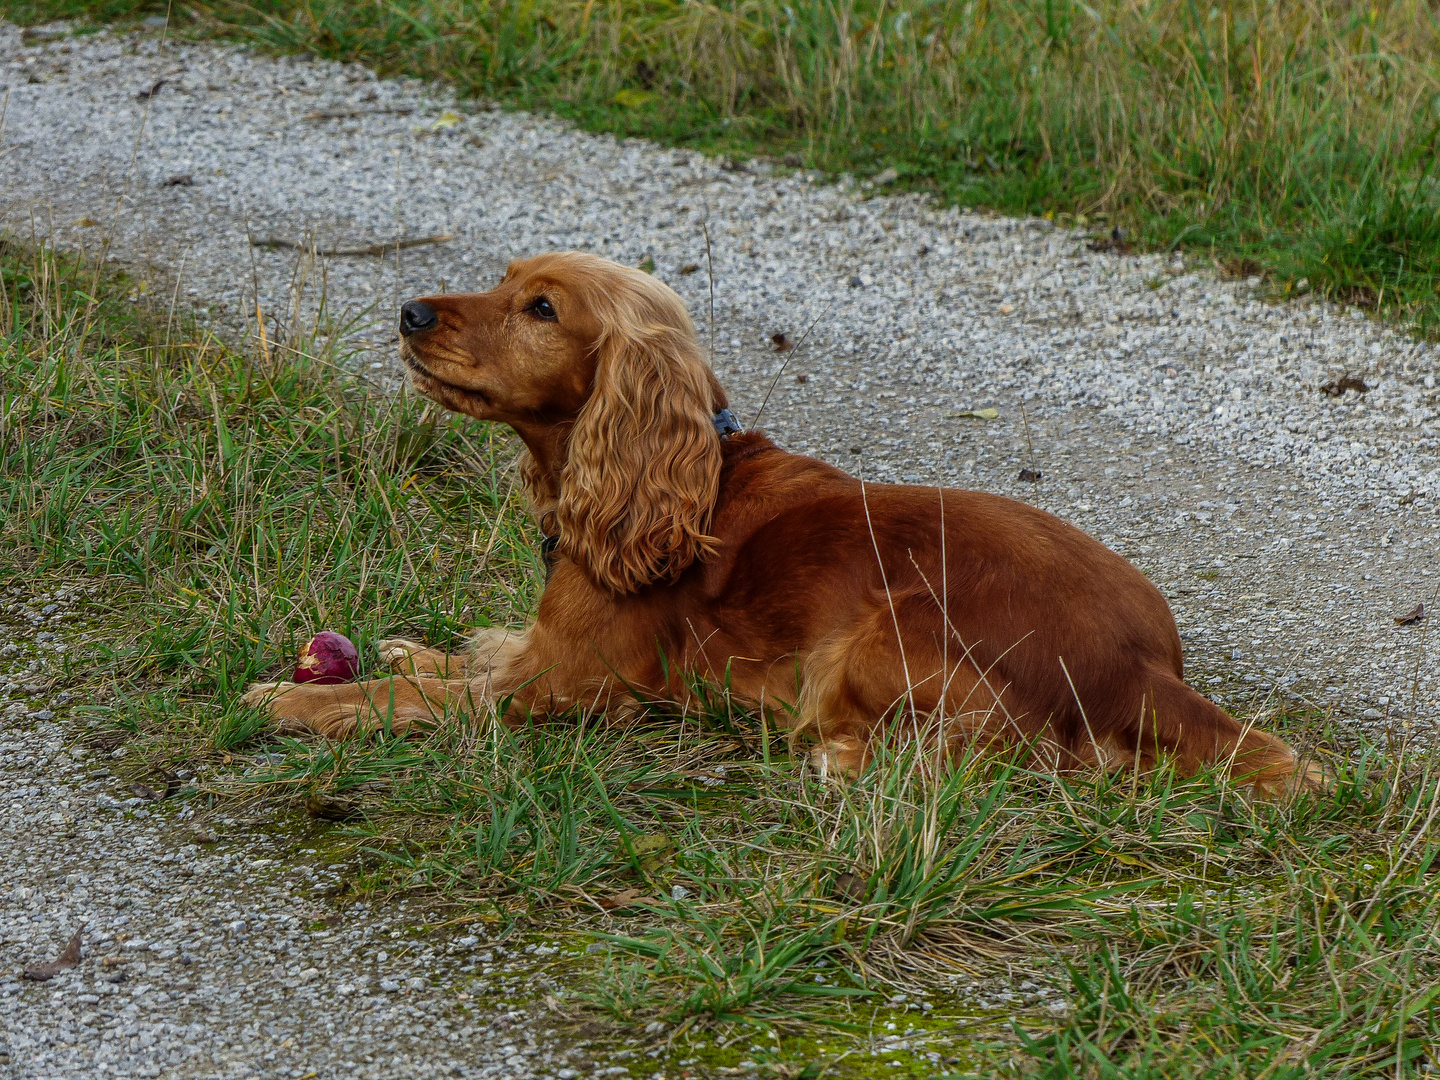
[[558, 320, 722, 594]]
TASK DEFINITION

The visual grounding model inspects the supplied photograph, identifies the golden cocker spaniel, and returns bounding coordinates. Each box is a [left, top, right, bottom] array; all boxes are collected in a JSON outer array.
[[243, 252, 1318, 795]]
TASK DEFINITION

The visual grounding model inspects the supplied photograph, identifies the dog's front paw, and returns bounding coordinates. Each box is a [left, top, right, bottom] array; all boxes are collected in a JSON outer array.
[[240, 681, 296, 711]]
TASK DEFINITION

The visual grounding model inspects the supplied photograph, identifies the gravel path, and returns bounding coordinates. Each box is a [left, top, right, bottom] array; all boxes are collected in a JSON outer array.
[[3, 18, 1438, 1079]]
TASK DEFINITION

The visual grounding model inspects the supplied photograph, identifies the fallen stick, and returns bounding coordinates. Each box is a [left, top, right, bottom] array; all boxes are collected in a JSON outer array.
[[304, 105, 415, 120], [249, 233, 454, 257]]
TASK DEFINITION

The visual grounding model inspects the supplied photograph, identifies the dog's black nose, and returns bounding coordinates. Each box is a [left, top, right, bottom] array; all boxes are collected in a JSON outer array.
[[399, 300, 438, 337]]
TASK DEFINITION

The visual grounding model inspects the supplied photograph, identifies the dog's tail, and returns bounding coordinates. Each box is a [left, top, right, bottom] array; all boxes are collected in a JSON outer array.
[[1123, 673, 1324, 797]]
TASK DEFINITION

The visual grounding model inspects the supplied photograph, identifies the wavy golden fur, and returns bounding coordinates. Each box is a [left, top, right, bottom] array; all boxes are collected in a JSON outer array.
[[243, 252, 1322, 798]]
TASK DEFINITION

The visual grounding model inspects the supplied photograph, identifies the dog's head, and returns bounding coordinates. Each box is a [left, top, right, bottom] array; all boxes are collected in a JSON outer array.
[[399, 252, 727, 594]]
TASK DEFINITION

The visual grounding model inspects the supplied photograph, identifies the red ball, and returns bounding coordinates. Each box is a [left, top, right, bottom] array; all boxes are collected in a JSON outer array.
[[294, 631, 359, 685]]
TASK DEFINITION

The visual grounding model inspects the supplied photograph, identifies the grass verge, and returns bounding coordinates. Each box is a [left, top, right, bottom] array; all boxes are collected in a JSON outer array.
[[4, 238, 1440, 1076], [5, 0, 1440, 332]]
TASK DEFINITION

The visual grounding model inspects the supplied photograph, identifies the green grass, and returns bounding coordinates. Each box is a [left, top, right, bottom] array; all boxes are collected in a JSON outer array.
[[5, 236, 1440, 1076], [5, 0, 1440, 332]]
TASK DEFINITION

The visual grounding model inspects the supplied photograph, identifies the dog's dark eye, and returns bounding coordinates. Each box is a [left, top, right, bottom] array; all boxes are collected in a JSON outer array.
[[530, 297, 557, 321]]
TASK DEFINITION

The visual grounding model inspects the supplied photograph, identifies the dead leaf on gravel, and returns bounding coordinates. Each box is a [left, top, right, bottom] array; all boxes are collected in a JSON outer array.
[[86, 730, 127, 753], [1320, 375, 1369, 396], [163, 174, 193, 186], [307, 792, 361, 821], [135, 79, 166, 101], [1018, 468, 1043, 482], [128, 773, 180, 802], [771, 331, 793, 352], [24, 928, 82, 981], [954, 407, 999, 420], [597, 888, 658, 911], [1396, 603, 1425, 626], [679, 263, 700, 275]]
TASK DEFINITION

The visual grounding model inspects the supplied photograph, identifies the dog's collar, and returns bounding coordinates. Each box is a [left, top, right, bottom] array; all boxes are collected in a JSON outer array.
[[538, 530, 560, 582], [537, 412, 739, 580], [713, 408, 743, 438]]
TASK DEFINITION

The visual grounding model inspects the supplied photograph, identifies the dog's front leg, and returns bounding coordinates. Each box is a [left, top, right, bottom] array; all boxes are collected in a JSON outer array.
[[240, 675, 489, 738], [462, 615, 651, 724]]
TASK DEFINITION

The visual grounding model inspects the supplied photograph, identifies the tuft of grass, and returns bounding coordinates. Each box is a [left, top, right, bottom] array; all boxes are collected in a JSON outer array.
[[6, 0, 1440, 331], [5, 236, 1440, 1076], [233, 711, 1440, 1075]]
